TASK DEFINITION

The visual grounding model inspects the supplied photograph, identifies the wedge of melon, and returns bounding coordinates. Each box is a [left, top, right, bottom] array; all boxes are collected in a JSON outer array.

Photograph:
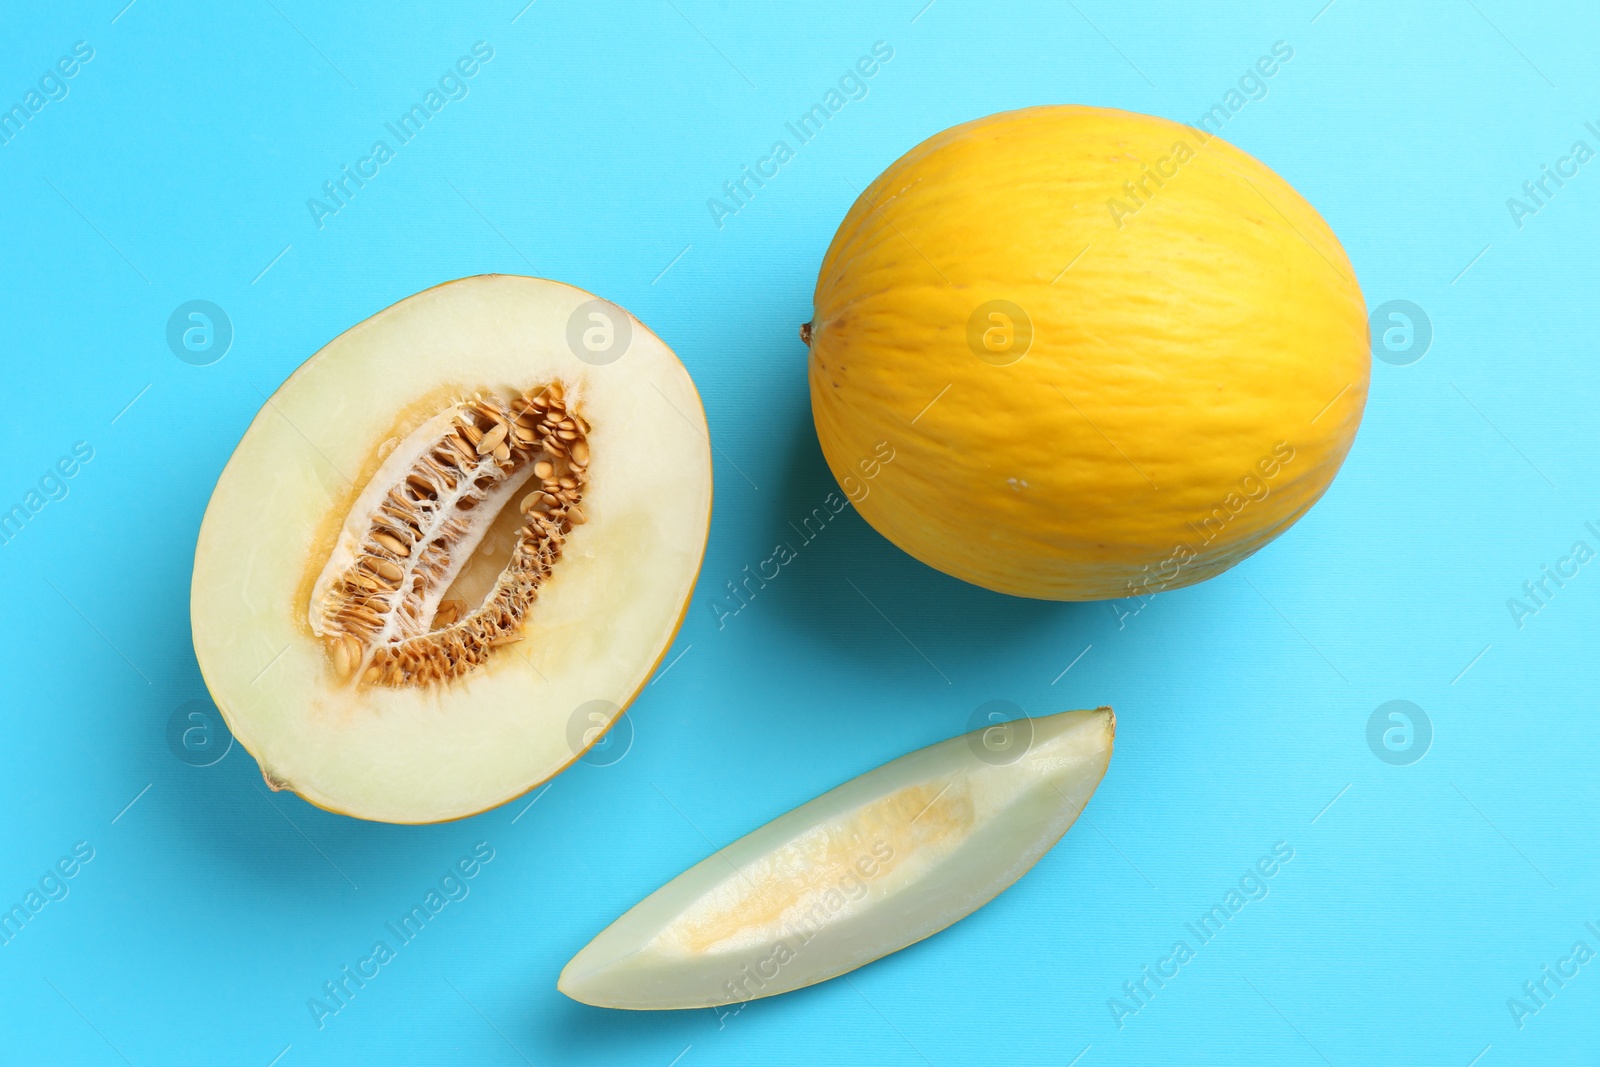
[[559, 706, 1114, 1009], [190, 275, 712, 823]]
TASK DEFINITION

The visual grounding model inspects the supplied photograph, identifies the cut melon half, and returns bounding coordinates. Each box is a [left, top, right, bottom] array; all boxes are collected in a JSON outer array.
[[559, 706, 1114, 1008], [190, 275, 712, 823]]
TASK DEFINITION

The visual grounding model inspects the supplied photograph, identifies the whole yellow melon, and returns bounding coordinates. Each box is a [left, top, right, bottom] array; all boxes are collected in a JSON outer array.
[[806, 105, 1369, 600]]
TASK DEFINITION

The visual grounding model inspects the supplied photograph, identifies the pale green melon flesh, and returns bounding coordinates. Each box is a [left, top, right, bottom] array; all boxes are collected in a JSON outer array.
[[190, 275, 712, 823], [559, 707, 1114, 1008]]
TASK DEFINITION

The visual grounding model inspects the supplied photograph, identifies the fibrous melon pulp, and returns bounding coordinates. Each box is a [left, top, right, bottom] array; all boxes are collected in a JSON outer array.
[[191, 275, 712, 823]]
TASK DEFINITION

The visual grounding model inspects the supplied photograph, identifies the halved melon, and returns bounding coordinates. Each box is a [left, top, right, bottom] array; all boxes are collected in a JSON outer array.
[[559, 706, 1114, 1008], [191, 275, 712, 823]]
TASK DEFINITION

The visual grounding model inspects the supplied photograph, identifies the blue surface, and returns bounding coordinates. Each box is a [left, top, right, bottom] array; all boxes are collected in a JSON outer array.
[[2, 1, 1596, 1063]]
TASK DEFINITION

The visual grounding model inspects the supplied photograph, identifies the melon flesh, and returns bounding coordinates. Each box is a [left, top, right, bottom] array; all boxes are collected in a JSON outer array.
[[559, 707, 1114, 1009], [190, 275, 712, 823]]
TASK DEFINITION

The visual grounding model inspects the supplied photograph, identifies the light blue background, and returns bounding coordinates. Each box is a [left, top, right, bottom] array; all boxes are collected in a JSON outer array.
[[2, 0, 1596, 1063]]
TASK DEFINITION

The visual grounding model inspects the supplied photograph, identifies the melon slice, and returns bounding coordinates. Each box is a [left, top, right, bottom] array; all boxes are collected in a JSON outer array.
[[190, 275, 712, 823], [559, 706, 1114, 1009]]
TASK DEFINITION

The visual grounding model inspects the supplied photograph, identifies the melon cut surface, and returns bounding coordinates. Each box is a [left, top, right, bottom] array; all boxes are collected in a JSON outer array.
[[191, 275, 712, 823], [559, 707, 1114, 1009]]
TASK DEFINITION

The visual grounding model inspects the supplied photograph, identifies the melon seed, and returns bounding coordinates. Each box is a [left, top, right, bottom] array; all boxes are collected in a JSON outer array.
[[374, 531, 409, 556], [477, 424, 508, 455], [330, 633, 361, 678]]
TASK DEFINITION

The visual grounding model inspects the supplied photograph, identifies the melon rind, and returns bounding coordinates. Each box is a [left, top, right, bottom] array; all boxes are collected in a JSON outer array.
[[559, 707, 1115, 1008], [191, 275, 712, 823]]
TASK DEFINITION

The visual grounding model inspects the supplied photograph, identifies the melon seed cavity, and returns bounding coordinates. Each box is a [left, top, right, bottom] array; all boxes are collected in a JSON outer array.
[[308, 383, 589, 688]]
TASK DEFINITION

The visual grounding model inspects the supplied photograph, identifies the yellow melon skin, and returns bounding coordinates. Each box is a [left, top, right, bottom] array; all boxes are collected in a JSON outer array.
[[808, 106, 1368, 601]]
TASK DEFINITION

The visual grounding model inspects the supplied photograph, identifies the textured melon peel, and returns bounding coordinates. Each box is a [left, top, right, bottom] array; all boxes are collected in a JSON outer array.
[[808, 105, 1369, 600], [190, 275, 712, 823], [560, 707, 1114, 1009]]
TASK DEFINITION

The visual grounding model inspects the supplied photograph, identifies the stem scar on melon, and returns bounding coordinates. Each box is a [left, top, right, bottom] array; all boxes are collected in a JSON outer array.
[[191, 275, 713, 823]]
